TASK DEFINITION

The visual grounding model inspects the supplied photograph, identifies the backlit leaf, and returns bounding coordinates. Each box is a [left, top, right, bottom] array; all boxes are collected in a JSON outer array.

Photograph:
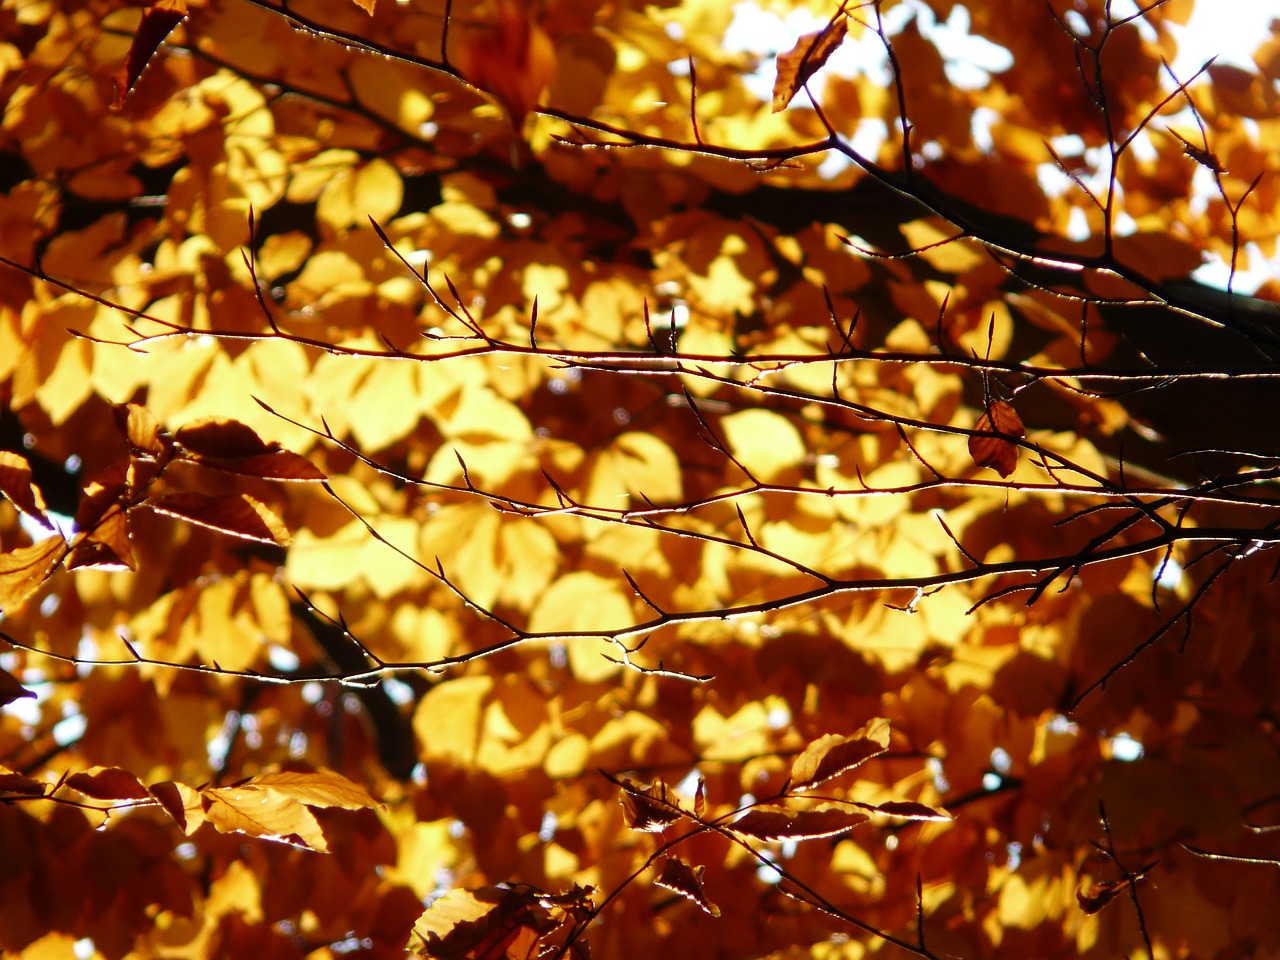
[[149, 492, 291, 544], [112, 0, 188, 109], [968, 401, 1025, 478], [0, 452, 52, 529], [0, 536, 64, 613], [655, 857, 720, 917], [456, 0, 558, 124], [0, 667, 36, 709], [772, 16, 848, 112], [65, 766, 150, 801], [729, 805, 869, 841], [790, 718, 891, 789], [616, 777, 685, 833]]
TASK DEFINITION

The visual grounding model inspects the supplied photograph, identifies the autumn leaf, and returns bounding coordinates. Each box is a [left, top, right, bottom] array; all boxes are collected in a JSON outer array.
[[729, 805, 869, 841], [853, 799, 951, 821], [0, 452, 52, 529], [0, 536, 65, 613], [176, 417, 325, 481], [612, 775, 686, 833], [772, 15, 848, 112], [112, 0, 188, 110], [790, 719, 891, 790], [456, 0, 558, 125], [65, 766, 151, 801], [968, 400, 1025, 478], [655, 856, 720, 917], [148, 492, 291, 544]]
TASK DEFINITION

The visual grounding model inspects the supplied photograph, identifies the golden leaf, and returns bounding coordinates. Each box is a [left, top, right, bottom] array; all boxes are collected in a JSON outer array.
[[0, 536, 64, 613], [772, 16, 848, 113], [790, 718, 891, 789]]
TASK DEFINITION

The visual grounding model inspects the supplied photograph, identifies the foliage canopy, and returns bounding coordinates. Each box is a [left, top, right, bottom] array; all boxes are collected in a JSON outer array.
[[2, 0, 1280, 957]]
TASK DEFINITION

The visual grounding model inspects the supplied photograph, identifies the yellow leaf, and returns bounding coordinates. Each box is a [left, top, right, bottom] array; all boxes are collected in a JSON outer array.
[[243, 770, 381, 810], [772, 16, 848, 112], [585, 431, 683, 506], [202, 785, 328, 851], [0, 536, 64, 614], [720, 409, 807, 482]]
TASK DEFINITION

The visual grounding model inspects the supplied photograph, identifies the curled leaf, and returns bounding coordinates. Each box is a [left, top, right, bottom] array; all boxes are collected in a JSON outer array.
[[772, 16, 848, 112], [655, 856, 720, 917], [968, 400, 1025, 478], [858, 799, 951, 821], [457, 0, 558, 125], [0, 452, 52, 529], [615, 776, 685, 833]]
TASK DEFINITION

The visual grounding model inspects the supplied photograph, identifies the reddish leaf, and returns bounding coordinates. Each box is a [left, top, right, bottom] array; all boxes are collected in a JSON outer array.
[[1076, 879, 1122, 914], [148, 780, 205, 834], [66, 766, 150, 801], [0, 768, 46, 797], [655, 856, 720, 917], [176, 417, 324, 481], [790, 718, 891, 789], [112, 0, 188, 110], [0, 452, 52, 529], [859, 800, 952, 821], [456, 0, 558, 124], [729, 805, 869, 841], [149, 492, 291, 545], [968, 401, 1025, 478], [772, 16, 848, 112]]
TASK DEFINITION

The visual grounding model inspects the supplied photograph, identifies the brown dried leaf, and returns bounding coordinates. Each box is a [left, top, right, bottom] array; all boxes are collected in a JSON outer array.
[[0, 536, 65, 613], [176, 417, 273, 459], [618, 777, 685, 833], [149, 492, 291, 545], [65, 766, 150, 801], [0, 452, 52, 529], [1076, 879, 1122, 914], [112, 0, 188, 110], [968, 401, 1025, 478], [655, 856, 720, 917], [729, 805, 869, 841], [177, 417, 324, 481], [790, 718, 891, 789], [859, 800, 951, 821], [772, 16, 848, 112]]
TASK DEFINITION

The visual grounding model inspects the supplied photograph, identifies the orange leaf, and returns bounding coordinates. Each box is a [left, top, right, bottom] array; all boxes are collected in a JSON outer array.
[[65, 766, 150, 801], [0, 452, 52, 530], [149, 492, 291, 545], [655, 857, 720, 917], [456, 0, 558, 125], [968, 400, 1025, 478], [0, 536, 64, 614], [112, 0, 188, 110], [858, 799, 951, 821], [772, 16, 848, 112], [616, 777, 685, 833], [729, 805, 869, 841], [790, 718, 891, 789], [0, 768, 47, 797], [66, 502, 136, 572], [201, 785, 328, 851], [114, 403, 169, 458]]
